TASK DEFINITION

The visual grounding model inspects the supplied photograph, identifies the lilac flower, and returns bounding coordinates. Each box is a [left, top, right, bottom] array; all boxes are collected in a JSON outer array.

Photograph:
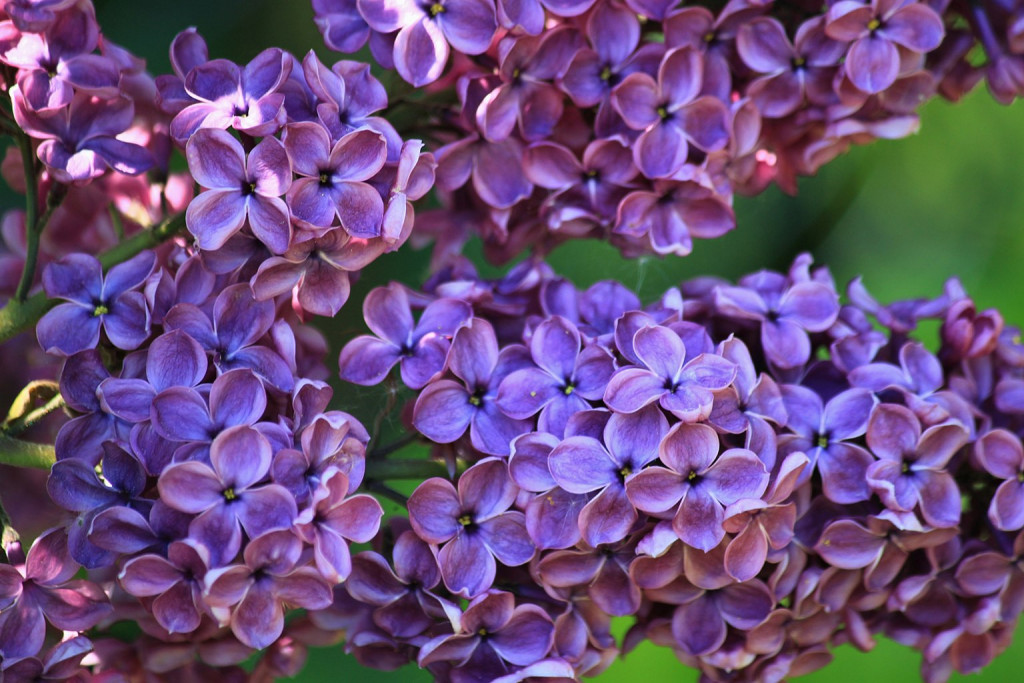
[[3, 0, 76, 32], [659, 575, 774, 657], [612, 46, 730, 178], [46, 441, 150, 567], [163, 283, 295, 391], [313, 0, 370, 54], [708, 336, 787, 436], [36, 251, 154, 356], [560, 1, 646, 109], [778, 385, 877, 503], [497, 316, 615, 438], [412, 318, 531, 456], [185, 127, 292, 254], [12, 89, 153, 183], [357, 0, 497, 86], [509, 431, 587, 550], [476, 26, 581, 143], [0, 635, 93, 682], [407, 458, 533, 598], [118, 540, 211, 635], [548, 407, 668, 547], [523, 139, 638, 219], [251, 228, 387, 317], [864, 404, 968, 528], [282, 123, 386, 237], [613, 180, 735, 256], [496, 0, 594, 35], [825, 0, 944, 94], [346, 531, 461, 639], [155, 27, 209, 115], [204, 530, 333, 649], [295, 469, 383, 583], [604, 324, 736, 421], [537, 540, 641, 616], [713, 275, 839, 369], [0, 3, 120, 112], [150, 368, 266, 451], [736, 16, 845, 118], [0, 529, 110, 660], [170, 48, 291, 143], [849, 341, 959, 423], [626, 422, 768, 551], [339, 282, 471, 388], [272, 412, 367, 506], [157, 425, 297, 564], [974, 429, 1024, 531]]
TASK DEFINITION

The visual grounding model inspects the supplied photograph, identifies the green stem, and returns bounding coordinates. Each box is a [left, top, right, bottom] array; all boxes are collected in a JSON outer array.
[[13, 132, 39, 302], [0, 432, 55, 469], [0, 211, 186, 344]]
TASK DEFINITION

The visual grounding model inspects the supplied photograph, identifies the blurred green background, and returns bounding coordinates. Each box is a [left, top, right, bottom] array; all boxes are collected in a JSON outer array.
[[93, 0, 1024, 679]]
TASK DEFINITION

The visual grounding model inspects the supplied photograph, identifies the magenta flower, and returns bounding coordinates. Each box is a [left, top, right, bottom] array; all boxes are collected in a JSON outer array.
[[185, 127, 292, 254]]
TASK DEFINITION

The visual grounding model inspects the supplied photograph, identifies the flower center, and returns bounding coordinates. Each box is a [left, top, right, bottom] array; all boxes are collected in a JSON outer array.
[[319, 170, 333, 186], [223, 487, 238, 501], [458, 513, 473, 527], [563, 383, 575, 395], [816, 434, 829, 449], [92, 304, 109, 317], [429, 2, 445, 17], [600, 66, 613, 81], [656, 105, 670, 120], [867, 18, 881, 31]]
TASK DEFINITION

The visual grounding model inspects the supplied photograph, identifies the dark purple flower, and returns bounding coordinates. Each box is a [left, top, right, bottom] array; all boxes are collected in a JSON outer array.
[[157, 425, 298, 564], [346, 531, 462, 639], [497, 316, 615, 438], [272, 412, 367, 506], [0, 528, 111, 660], [3, 0, 76, 32], [509, 431, 588, 550], [204, 530, 333, 649], [12, 89, 153, 182], [537, 540, 640, 616], [118, 539, 211, 635], [612, 46, 730, 178], [37, 251, 154, 356], [357, 0, 497, 86], [313, 0, 371, 54], [548, 406, 668, 547], [418, 591, 554, 673], [407, 458, 533, 597], [626, 422, 768, 551], [339, 282, 471, 389], [604, 324, 736, 421], [523, 139, 638, 220], [170, 48, 291, 143], [613, 180, 735, 256], [864, 404, 968, 528], [412, 318, 532, 456], [185, 127, 292, 254]]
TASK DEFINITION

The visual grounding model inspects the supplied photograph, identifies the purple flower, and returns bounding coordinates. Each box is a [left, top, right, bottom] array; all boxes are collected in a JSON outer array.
[[185, 127, 292, 254], [357, 0, 497, 86], [418, 591, 554, 673], [339, 282, 471, 388], [612, 46, 730, 178], [537, 540, 640, 616], [412, 318, 532, 456], [295, 469, 383, 583], [346, 531, 461, 638], [157, 425, 298, 564], [560, 1, 647, 109], [523, 139, 638, 220], [313, 0, 371, 54], [603, 324, 736, 421], [626, 422, 768, 551], [864, 404, 968, 528], [778, 385, 877, 503], [407, 458, 533, 598], [974, 429, 1024, 532], [163, 283, 295, 391], [713, 276, 839, 369], [613, 180, 735, 256], [272, 412, 367, 506], [0, 3, 120, 112], [548, 406, 668, 547], [204, 530, 333, 649], [0, 529, 110, 660], [509, 431, 588, 550], [170, 48, 291, 143], [496, 0, 594, 35], [3, 0, 76, 32], [282, 123, 387, 237], [12, 89, 153, 183], [36, 251, 154, 356], [826, 0, 944, 94], [497, 316, 615, 438], [118, 540, 211, 635]]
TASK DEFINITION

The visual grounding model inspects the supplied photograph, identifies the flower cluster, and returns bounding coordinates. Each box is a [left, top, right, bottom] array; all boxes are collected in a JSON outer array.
[[160, 30, 436, 317], [332, 254, 1024, 681], [314, 0, 1024, 263]]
